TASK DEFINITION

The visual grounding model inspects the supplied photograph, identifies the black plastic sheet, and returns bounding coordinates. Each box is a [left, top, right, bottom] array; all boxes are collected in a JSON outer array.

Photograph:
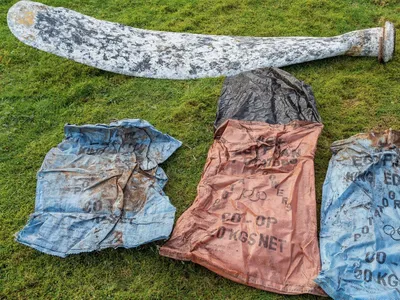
[[214, 68, 321, 130]]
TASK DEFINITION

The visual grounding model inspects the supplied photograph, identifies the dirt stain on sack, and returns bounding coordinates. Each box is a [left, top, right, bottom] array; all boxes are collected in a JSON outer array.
[[123, 168, 152, 213]]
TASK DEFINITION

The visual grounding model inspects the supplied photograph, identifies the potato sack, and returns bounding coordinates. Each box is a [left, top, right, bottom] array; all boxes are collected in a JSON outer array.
[[315, 130, 400, 299], [16, 119, 181, 257]]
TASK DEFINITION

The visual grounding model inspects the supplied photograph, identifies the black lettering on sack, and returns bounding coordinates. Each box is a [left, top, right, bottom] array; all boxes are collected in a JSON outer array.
[[248, 233, 257, 246], [384, 170, 392, 185], [255, 216, 277, 228], [345, 172, 356, 182], [354, 251, 397, 287], [239, 231, 248, 243], [383, 197, 389, 207], [365, 251, 387, 264], [222, 213, 277, 228], [222, 213, 231, 222], [216, 226, 226, 239], [362, 226, 369, 234], [365, 252, 375, 263], [231, 213, 241, 223], [272, 159, 280, 167], [259, 234, 269, 248], [256, 215, 266, 226], [269, 236, 277, 251], [353, 157, 363, 166], [354, 269, 362, 279], [214, 225, 286, 252], [82, 180, 90, 189], [354, 233, 361, 242], [267, 217, 277, 228], [384, 171, 400, 186], [242, 189, 253, 199], [377, 272, 388, 286], [377, 252, 387, 264], [280, 149, 289, 157], [292, 149, 301, 158], [281, 159, 289, 166], [83, 200, 102, 213], [394, 174, 400, 186], [95, 216, 106, 224], [378, 193, 400, 210], [363, 155, 373, 164], [241, 189, 268, 202], [365, 171, 374, 183], [86, 147, 106, 155], [278, 239, 285, 252], [94, 200, 102, 212], [355, 268, 399, 287], [364, 269, 372, 282], [221, 213, 242, 223], [351, 153, 400, 168], [265, 158, 273, 167], [384, 153, 393, 166], [112, 231, 123, 244], [346, 171, 375, 183], [389, 274, 399, 287], [229, 230, 239, 241]]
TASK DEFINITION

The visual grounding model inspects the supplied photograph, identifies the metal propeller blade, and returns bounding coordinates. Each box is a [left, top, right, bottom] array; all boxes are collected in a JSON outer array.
[[8, 1, 395, 79]]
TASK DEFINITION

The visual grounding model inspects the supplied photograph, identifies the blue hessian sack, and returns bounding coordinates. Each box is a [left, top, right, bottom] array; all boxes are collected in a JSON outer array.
[[16, 119, 181, 257], [315, 130, 400, 299]]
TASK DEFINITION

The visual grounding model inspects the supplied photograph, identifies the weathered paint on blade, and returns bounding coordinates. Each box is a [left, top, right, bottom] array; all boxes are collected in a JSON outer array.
[[8, 1, 395, 79]]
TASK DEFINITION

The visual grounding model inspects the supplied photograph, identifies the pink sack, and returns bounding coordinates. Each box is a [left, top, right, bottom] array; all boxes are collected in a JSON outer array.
[[160, 119, 325, 296]]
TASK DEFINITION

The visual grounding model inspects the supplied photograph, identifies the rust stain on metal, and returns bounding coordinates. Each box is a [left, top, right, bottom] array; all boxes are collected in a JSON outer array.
[[14, 8, 35, 26], [378, 31, 385, 63], [345, 45, 363, 56]]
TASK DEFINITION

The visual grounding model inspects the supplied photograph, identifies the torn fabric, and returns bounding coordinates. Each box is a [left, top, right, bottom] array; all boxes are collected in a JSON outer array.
[[316, 130, 400, 299], [214, 68, 321, 130], [16, 119, 181, 257], [160, 120, 324, 295]]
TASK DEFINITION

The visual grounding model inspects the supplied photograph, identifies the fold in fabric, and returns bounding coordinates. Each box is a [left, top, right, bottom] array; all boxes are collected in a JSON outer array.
[[214, 68, 321, 130], [316, 130, 400, 299], [16, 119, 181, 257], [160, 120, 325, 295]]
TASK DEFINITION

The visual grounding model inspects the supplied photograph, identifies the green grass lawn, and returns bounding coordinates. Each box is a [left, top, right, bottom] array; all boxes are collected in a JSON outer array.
[[1, 0, 399, 298]]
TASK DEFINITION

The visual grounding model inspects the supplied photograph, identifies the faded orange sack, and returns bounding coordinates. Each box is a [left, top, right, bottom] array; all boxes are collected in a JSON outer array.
[[160, 119, 325, 295]]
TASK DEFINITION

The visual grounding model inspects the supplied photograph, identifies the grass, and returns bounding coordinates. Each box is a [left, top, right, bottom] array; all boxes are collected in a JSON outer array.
[[0, 0, 399, 298]]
